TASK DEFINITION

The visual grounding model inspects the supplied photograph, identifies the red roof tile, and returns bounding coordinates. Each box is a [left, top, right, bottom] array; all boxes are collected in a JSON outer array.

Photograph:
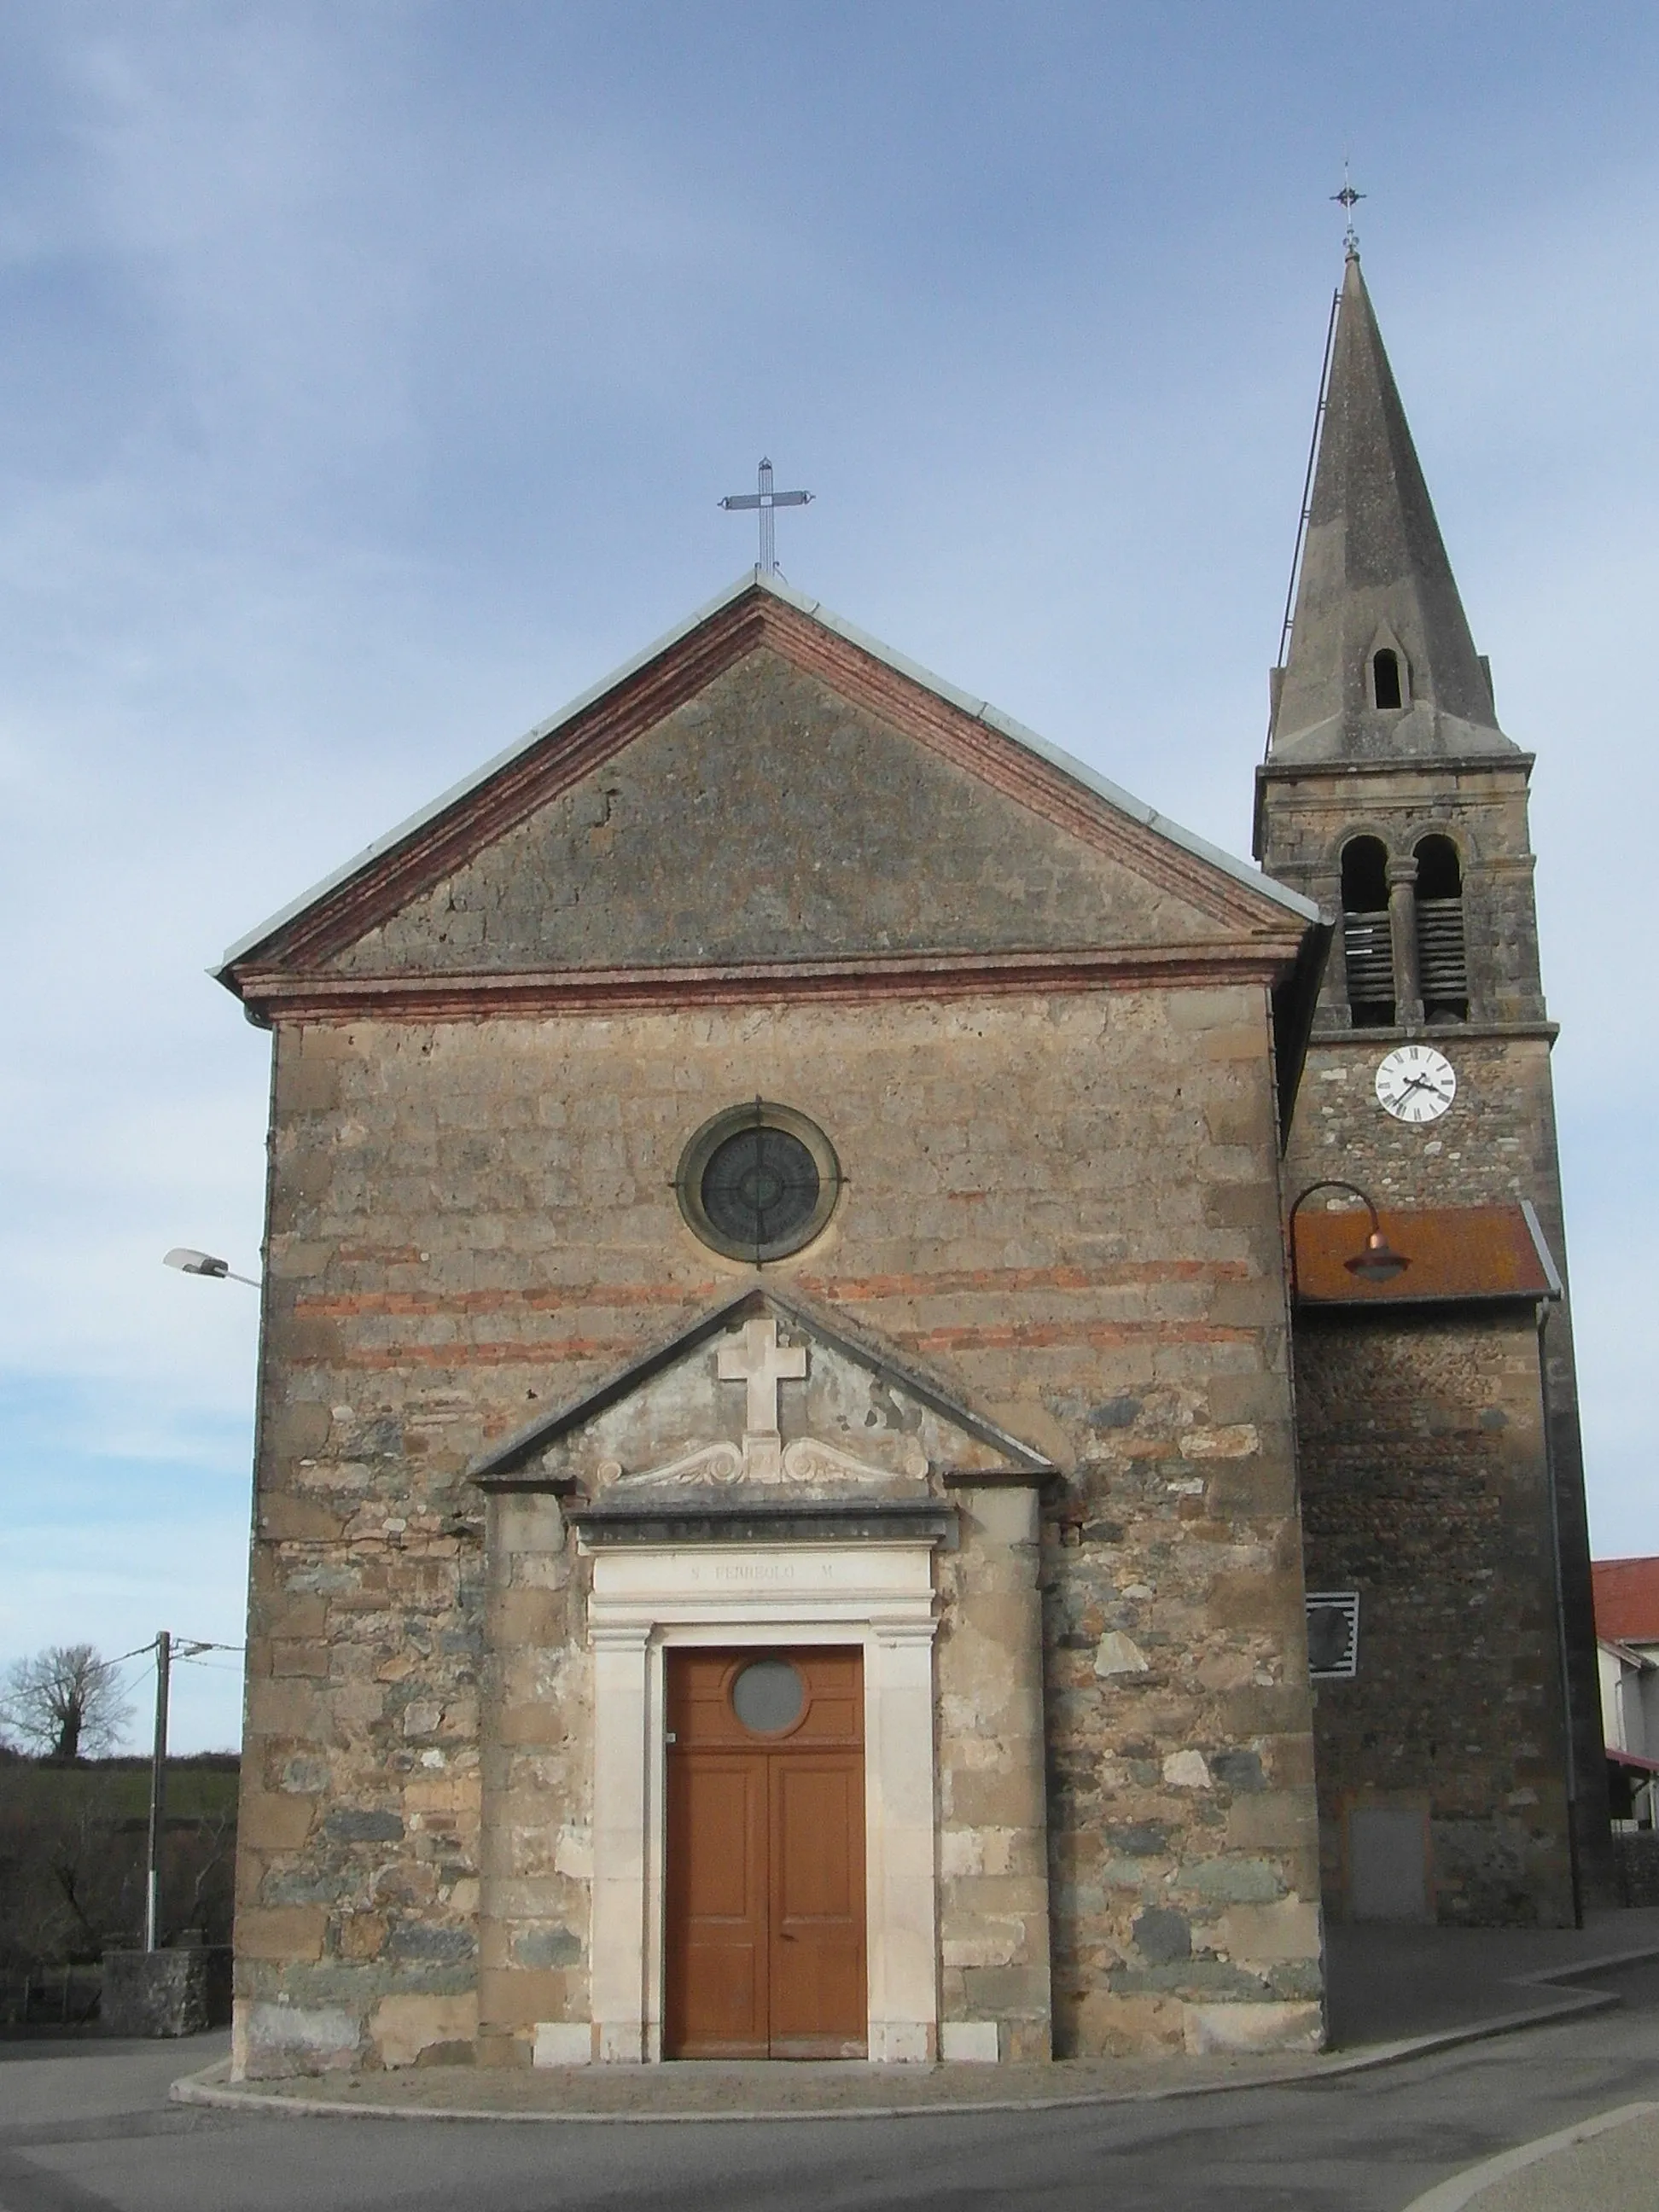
[[1292, 1202, 1559, 1307], [1594, 1558, 1659, 1645]]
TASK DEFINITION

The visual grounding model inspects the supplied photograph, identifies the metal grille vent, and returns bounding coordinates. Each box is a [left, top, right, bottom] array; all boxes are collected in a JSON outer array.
[[1307, 1592, 1360, 1679]]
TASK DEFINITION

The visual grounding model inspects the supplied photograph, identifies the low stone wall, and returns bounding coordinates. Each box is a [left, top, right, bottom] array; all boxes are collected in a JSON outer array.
[[102, 1947, 231, 2036]]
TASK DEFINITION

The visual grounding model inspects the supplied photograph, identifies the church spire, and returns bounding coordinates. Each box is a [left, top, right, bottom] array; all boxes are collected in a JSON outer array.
[[1267, 253, 1516, 763]]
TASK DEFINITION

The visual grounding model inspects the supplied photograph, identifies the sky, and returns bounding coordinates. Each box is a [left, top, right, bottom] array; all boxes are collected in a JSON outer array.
[[2, 3, 1656, 1752]]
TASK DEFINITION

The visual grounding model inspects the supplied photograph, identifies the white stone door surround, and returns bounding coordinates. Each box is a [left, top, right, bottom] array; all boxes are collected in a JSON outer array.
[[585, 1540, 940, 2064]]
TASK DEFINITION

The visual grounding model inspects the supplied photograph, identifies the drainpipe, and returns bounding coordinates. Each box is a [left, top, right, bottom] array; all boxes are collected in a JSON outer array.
[[1536, 1301, 1582, 1927]]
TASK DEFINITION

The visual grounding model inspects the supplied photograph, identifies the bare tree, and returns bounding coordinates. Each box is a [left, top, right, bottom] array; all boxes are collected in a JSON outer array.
[[0, 1645, 134, 1761]]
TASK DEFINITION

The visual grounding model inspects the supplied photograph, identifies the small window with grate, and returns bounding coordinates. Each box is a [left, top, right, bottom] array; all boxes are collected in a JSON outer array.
[[1371, 648, 1405, 709], [1341, 836, 1394, 1027], [1414, 834, 1469, 1022]]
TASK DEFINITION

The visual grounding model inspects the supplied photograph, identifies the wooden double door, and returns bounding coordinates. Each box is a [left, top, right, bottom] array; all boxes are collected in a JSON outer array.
[[664, 1646, 866, 2058]]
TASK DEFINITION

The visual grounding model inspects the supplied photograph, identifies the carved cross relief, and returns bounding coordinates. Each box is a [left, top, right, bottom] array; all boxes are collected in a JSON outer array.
[[600, 1316, 928, 1492], [718, 1317, 806, 1476]]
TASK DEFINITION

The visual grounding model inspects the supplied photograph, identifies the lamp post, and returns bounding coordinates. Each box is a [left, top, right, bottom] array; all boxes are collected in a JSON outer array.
[[1287, 1179, 1411, 1288]]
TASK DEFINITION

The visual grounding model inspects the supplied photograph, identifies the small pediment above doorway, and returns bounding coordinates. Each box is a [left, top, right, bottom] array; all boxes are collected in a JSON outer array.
[[468, 1288, 1054, 1529]]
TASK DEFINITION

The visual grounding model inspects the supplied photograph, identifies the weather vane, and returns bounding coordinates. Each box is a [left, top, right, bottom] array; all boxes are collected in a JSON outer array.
[[719, 457, 812, 574], [1332, 160, 1365, 257]]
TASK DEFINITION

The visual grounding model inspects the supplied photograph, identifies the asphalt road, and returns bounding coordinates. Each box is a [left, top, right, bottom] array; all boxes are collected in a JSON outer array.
[[6, 1970, 1659, 2212]]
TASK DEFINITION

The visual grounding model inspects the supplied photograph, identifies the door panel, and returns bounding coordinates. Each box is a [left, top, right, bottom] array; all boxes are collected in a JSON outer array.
[[664, 1755, 767, 2055], [665, 1647, 866, 2060], [769, 1755, 865, 2056]]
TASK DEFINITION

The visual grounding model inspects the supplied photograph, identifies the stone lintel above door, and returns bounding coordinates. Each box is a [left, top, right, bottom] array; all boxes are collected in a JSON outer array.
[[569, 1496, 957, 1550]]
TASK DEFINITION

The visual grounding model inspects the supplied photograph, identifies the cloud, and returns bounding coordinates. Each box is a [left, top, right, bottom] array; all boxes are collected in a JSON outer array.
[[2, 6, 1656, 1748]]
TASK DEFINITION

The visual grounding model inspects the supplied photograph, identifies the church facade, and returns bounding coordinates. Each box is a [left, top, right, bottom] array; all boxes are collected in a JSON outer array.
[[218, 252, 1601, 2078]]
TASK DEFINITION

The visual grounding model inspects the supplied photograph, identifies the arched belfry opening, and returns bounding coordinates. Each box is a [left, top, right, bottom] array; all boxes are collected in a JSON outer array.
[[1340, 835, 1394, 1027], [1415, 834, 1469, 1022], [1371, 648, 1405, 710]]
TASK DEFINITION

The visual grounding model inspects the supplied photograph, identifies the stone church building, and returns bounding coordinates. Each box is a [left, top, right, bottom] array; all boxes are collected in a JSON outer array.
[[217, 249, 1604, 2078]]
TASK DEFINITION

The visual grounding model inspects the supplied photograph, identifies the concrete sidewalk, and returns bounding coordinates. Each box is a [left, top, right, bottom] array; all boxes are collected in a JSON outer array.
[[1326, 1907, 1659, 2045], [166, 1906, 1659, 2123], [1402, 2101, 1659, 2211]]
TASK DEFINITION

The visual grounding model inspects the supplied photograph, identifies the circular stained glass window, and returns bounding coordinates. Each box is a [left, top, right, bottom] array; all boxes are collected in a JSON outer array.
[[676, 1102, 841, 1263], [704, 1125, 818, 1249], [731, 1657, 806, 1735]]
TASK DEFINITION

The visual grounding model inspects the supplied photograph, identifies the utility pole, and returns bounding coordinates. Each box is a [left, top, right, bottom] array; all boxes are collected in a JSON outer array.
[[144, 1632, 171, 1953]]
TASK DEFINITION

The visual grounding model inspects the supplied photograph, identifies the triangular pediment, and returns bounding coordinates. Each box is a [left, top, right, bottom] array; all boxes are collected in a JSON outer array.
[[469, 1289, 1053, 1505], [218, 575, 1316, 1019]]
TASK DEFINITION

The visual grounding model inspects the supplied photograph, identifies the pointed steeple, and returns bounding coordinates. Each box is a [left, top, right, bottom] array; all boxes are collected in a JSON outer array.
[[1267, 253, 1516, 763]]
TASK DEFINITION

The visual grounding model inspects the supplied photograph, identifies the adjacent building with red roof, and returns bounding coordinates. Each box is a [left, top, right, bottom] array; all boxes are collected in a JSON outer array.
[[1592, 1559, 1659, 1827]]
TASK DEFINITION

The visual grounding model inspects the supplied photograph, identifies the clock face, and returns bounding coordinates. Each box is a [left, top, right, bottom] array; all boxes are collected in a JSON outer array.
[[1375, 1044, 1457, 1124]]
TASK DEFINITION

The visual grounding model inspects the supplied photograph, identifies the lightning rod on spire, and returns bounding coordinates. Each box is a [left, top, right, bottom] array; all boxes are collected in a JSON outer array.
[[1332, 160, 1365, 258]]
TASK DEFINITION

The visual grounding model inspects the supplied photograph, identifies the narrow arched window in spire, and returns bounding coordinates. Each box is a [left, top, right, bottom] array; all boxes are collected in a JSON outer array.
[[1415, 835, 1468, 1022], [1371, 648, 1404, 710], [1341, 835, 1394, 1026]]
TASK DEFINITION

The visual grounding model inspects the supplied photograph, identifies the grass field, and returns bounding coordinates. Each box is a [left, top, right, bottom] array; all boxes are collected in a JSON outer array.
[[0, 1755, 241, 1964], [0, 1754, 239, 1823]]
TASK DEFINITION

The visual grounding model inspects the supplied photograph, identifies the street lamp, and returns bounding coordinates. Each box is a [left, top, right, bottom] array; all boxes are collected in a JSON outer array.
[[163, 1247, 260, 1289], [1287, 1180, 1411, 1287]]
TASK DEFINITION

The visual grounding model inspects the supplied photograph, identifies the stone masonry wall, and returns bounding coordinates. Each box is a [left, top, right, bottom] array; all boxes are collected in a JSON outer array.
[[934, 1482, 1051, 2061], [477, 1490, 591, 2065], [1295, 1307, 1574, 1925], [235, 980, 1323, 2072], [1255, 757, 1545, 1028]]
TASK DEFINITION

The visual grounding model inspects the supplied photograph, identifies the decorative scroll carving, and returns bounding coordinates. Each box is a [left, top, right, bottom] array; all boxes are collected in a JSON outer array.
[[608, 1441, 744, 1491], [781, 1436, 928, 1486], [601, 1432, 928, 1491]]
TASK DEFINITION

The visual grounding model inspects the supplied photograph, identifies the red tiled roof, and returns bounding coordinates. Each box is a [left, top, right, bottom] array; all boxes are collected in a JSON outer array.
[[1594, 1558, 1659, 1645], [1292, 1202, 1559, 1307]]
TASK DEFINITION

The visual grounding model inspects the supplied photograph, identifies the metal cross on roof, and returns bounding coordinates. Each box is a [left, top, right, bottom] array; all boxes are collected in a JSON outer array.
[[719, 457, 812, 574], [1332, 161, 1365, 257]]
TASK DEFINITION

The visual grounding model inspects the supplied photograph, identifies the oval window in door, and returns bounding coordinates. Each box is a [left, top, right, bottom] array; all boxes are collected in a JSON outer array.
[[731, 1657, 806, 1735]]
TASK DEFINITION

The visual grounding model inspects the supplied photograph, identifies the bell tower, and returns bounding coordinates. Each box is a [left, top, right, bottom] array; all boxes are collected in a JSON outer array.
[[1256, 247, 1610, 1907]]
